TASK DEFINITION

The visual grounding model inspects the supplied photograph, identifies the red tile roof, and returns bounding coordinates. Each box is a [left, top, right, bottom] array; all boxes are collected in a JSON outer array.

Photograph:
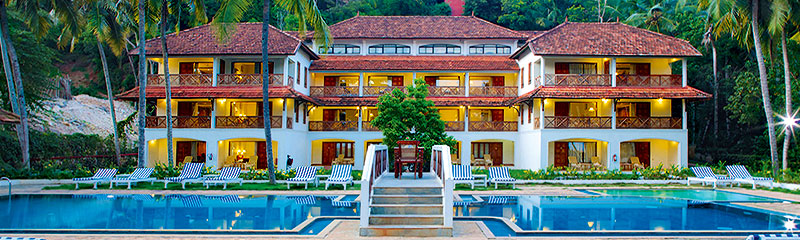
[[310, 55, 519, 71], [116, 86, 318, 104], [327, 16, 528, 39], [509, 86, 711, 104], [129, 23, 318, 58], [315, 96, 512, 107], [513, 22, 702, 58], [0, 109, 20, 124]]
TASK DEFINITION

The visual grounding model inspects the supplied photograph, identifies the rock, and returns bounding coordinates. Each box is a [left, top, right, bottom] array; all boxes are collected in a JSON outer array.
[[31, 95, 138, 141]]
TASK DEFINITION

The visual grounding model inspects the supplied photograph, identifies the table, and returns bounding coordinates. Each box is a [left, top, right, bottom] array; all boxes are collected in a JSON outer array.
[[473, 174, 488, 187]]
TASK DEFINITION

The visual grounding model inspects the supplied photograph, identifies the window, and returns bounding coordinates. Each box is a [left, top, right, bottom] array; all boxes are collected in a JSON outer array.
[[178, 62, 213, 74], [231, 62, 261, 74], [230, 101, 261, 116], [568, 142, 597, 163], [367, 75, 404, 86], [554, 102, 598, 117], [368, 44, 411, 54], [555, 63, 597, 74], [326, 44, 360, 54], [419, 44, 461, 54], [469, 44, 511, 54]]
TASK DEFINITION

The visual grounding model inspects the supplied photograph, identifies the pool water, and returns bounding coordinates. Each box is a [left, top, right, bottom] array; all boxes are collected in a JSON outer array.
[[455, 195, 794, 232], [587, 189, 783, 202], [0, 194, 358, 231]]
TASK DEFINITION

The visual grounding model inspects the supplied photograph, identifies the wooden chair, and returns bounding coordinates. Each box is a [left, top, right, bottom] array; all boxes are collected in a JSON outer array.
[[394, 140, 423, 179], [568, 156, 581, 170], [224, 156, 236, 168], [630, 157, 645, 170], [245, 155, 258, 170], [591, 156, 605, 170], [483, 154, 494, 169]]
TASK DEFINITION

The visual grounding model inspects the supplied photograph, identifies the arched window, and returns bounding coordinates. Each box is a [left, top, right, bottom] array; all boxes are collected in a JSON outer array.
[[469, 44, 512, 54], [326, 44, 361, 54], [418, 44, 461, 54], [368, 44, 411, 54]]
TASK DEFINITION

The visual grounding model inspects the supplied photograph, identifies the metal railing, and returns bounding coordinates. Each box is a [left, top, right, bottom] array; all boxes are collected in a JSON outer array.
[[360, 145, 389, 228], [1, 177, 9, 196], [431, 145, 454, 228]]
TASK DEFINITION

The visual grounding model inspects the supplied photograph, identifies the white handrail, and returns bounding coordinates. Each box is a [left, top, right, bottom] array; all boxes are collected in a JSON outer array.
[[360, 144, 388, 228], [0, 177, 10, 196], [431, 145, 454, 228]]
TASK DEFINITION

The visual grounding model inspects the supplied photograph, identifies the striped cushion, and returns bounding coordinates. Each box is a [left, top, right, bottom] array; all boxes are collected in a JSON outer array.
[[165, 163, 204, 182], [452, 165, 474, 181], [328, 165, 352, 182], [489, 167, 515, 182], [207, 167, 240, 181], [332, 201, 352, 207], [288, 195, 316, 205], [0, 237, 47, 240], [129, 168, 154, 180], [288, 166, 317, 182], [727, 165, 774, 181], [691, 167, 734, 180], [747, 233, 800, 240], [73, 168, 117, 181], [180, 195, 203, 207], [486, 196, 511, 204]]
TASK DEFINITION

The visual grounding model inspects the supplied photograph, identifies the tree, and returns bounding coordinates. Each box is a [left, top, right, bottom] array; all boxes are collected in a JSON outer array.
[[696, 0, 737, 143], [749, 0, 780, 175], [625, 3, 677, 32], [138, 0, 147, 168], [766, 0, 798, 170], [0, 0, 30, 168], [463, 0, 502, 22], [371, 78, 458, 158]]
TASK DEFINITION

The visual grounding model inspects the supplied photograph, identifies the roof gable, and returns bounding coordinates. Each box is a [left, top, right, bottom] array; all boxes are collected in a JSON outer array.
[[327, 15, 528, 39]]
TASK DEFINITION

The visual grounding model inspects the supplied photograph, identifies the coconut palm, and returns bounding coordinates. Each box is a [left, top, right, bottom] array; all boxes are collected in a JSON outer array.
[[0, 0, 30, 168], [137, 0, 147, 168], [696, 0, 737, 141], [625, 1, 678, 33], [212, 0, 331, 183], [766, 0, 799, 170]]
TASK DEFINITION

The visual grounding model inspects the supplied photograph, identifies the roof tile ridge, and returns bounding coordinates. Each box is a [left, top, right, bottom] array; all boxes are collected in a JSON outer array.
[[469, 15, 529, 39], [329, 15, 363, 27]]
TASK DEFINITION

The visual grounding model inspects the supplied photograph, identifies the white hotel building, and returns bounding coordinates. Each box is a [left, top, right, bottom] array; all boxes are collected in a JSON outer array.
[[120, 16, 710, 171]]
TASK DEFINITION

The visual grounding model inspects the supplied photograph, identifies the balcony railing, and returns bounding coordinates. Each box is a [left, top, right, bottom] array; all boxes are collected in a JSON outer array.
[[217, 74, 284, 86], [147, 74, 212, 86], [363, 86, 407, 96], [363, 121, 379, 131], [309, 121, 358, 131], [469, 121, 518, 131], [544, 116, 612, 129], [428, 86, 465, 96], [544, 74, 612, 86], [214, 116, 282, 128], [444, 121, 465, 131], [616, 75, 681, 87], [469, 86, 518, 97], [145, 116, 212, 128], [309, 86, 359, 96], [616, 117, 682, 129]]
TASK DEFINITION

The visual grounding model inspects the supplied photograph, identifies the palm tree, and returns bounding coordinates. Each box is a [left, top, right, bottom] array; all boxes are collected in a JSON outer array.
[[696, 0, 737, 142], [625, 1, 678, 33], [213, 0, 330, 183], [137, 0, 148, 168], [0, 0, 30, 168], [766, 0, 798, 170], [749, 0, 780, 175]]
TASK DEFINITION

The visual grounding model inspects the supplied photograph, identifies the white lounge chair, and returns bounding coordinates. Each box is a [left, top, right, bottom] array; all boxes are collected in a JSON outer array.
[[687, 166, 734, 188], [73, 168, 117, 189], [110, 168, 156, 189], [452, 165, 476, 189], [204, 167, 243, 189], [325, 164, 353, 190], [287, 166, 318, 189], [726, 165, 774, 189], [488, 166, 516, 189], [163, 162, 205, 189]]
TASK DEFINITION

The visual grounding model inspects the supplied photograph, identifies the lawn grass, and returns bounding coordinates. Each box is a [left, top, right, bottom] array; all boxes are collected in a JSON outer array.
[[43, 182, 360, 191]]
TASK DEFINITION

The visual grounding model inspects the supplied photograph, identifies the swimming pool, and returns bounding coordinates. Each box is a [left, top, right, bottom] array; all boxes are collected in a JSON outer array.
[[584, 189, 786, 202]]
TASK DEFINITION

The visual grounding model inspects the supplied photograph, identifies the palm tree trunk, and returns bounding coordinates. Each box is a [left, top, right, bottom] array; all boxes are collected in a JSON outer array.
[[161, 1, 174, 168], [751, 0, 780, 175], [137, 0, 148, 168], [125, 43, 138, 86], [712, 39, 718, 142], [781, 30, 791, 170], [262, 0, 276, 184], [97, 38, 122, 165], [0, 1, 30, 168]]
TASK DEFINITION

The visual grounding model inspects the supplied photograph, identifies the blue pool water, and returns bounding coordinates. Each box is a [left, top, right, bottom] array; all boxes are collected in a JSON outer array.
[[0, 194, 358, 232], [586, 189, 784, 202]]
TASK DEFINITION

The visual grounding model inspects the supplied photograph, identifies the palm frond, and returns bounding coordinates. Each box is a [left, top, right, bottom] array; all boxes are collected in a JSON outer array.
[[210, 0, 251, 43]]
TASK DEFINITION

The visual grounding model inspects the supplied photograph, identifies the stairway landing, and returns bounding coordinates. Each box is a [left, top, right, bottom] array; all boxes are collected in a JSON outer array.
[[373, 172, 442, 188]]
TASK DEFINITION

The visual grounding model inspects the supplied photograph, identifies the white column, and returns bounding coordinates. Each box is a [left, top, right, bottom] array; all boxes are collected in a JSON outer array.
[[357, 106, 363, 132], [464, 72, 470, 97], [540, 58, 546, 86], [610, 58, 617, 87], [539, 100, 545, 129], [212, 57, 220, 86], [412, 72, 417, 86], [682, 99, 687, 129], [611, 100, 616, 129], [282, 98, 288, 129], [206, 139, 219, 169], [283, 58, 290, 85], [358, 72, 364, 96], [460, 141, 471, 165], [607, 140, 620, 170], [681, 59, 688, 87], [211, 99, 217, 129], [362, 40, 367, 56], [464, 106, 470, 132]]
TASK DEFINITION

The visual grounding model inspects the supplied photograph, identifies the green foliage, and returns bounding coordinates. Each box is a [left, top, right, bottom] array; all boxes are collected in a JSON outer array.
[[317, 0, 451, 25], [0, 129, 136, 172], [463, 0, 503, 22], [0, 12, 60, 110]]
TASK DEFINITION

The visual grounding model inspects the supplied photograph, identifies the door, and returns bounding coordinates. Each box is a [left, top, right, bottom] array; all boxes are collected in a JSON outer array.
[[196, 142, 206, 162], [554, 102, 570, 116], [634, 142, 650, 167], [268, 62, 274, 74], [257, 141, 267, 169], [324, 76, 338, 86], [555, 63, 570, 74], [322, 142, 336, 166], [179, 63, 194, 74], [491, 76, 505, 86], [554, 142, 569, 167], [425, 76, 437, 86], [322, 109, 336, 121], [490, 109, 504, 122], [489, 143, 503, 166], [391, 76, 404, 86], [635, 102, 651, 118], [176, 141, 192, 165], [177, 102, 194, 128], [635, 63, 651, 75]]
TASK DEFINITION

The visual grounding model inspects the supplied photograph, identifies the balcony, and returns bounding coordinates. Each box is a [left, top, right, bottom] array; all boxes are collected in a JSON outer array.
[[145, 116, 212, 128], [544, 74, 612, 86], [362, 121, 379, 131], [308, 121, 358, 131], [469, 86, 518, 97], [428, 86, 465, 96], [544, 116, 612, 129], [147, 74, 212, 86], [309, 86, 359, 97], [469, 121, 518, 131], [363, 86, 406, 96], [617, 117, 681, 129], [616, 75, 681, 87], [444, 121, 465, 131], [217, 74, 285, 86]]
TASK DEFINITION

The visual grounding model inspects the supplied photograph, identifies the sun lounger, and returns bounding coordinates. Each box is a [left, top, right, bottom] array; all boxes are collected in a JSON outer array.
[[746, 233, 800, 240], [287, 166, 318, 189], [452, 165, 476, 189], [110, 168, 155, 189], [73, 168, 117, 189], [203, 167, 243, 189], [726, 165, 775, 189], [488, 166, 517, 189], [163, 162, 205, 189], [288, 195, 316, 205], [325, 164, 353, 190], [687, 166, 734, 188]]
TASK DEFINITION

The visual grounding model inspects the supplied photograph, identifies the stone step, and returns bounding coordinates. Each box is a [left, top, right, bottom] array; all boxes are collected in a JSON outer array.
[[359, 225, 453, 237], [372, 195, 443, 204], [373, 187, 442, 195], [370, 204, 443, 215], [369, 214, 444, 225]]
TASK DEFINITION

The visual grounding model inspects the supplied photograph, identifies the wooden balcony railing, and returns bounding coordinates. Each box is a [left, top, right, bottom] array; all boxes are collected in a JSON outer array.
[[616, 117, 682, 129], [544, 74, 612, 86], [217, 74, 284, 86], [362, 121, 379, 131], [469, 86, 518, 97], [147, 74, 212, 86], [444, 121, 464, 131], [309, 86, 359, 96], [363, 86, 407, 96], [214, 116, 282, 128], [428, 86, 465, 96], [544, 116, 612, 129], [309, 121, 358, 131], [145, 116, 211, 128], [616, 75, 681, 87], [469, 121, 518, 131]]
